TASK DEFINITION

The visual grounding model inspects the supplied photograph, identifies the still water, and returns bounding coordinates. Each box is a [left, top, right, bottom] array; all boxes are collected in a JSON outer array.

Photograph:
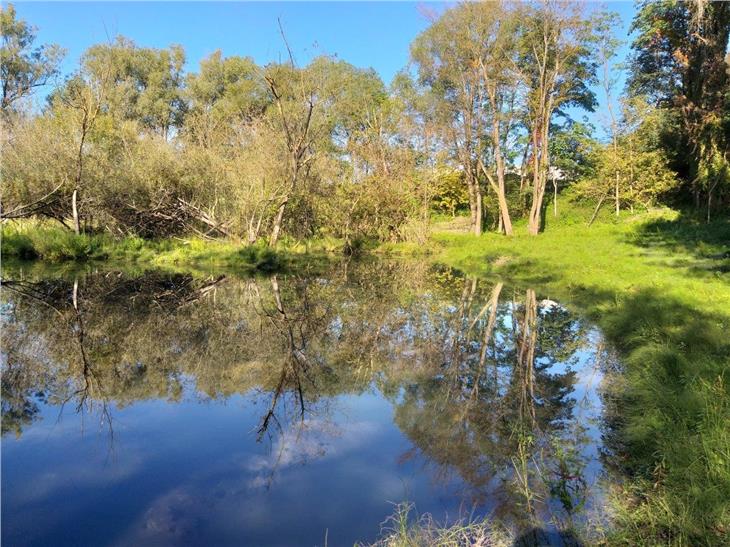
[[1, 261, 614, 546]]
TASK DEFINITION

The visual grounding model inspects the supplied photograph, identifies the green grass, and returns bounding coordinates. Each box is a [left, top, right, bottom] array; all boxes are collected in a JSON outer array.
[[386, 206, 730, 545], [1, 221, 342, 274]]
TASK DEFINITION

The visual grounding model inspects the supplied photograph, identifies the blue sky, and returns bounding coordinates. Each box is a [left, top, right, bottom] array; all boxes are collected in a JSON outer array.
[[14, 1, 638, 132]]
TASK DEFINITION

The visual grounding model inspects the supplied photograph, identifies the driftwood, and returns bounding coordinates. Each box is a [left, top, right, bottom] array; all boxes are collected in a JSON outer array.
[[175, 197, 235, 239]]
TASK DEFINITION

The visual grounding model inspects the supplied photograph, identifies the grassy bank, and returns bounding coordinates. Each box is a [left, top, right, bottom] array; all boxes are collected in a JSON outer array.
[[0, 222, 343, 274], [387, 208, 730, 545]]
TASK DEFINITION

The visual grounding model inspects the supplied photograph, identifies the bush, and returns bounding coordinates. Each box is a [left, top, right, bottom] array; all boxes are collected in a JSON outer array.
[[1, 224, 109, 262], [1, 228, 39, 259], [238, 242, 281, 271]]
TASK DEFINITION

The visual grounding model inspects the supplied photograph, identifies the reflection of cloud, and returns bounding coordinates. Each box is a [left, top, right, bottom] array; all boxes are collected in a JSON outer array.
[[111, 418, 383, 545], [11, 452, 143, 506], [538, 299, 564, 311], [246, 419, 378, 479], [142, 489, 201, 539], [112, 488, 204, 546]]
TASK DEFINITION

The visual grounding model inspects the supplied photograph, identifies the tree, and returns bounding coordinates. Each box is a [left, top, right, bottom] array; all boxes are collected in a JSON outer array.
[[548, 119, 595, 216], [630, 0, 730, 220], [82, 37, 187, 138], [595, 11, 624, 216], [516, 0, 598, 235], [186, 50, 268, 125], [0, 3, 63, 114], [475, 2, 519, 235], [410, 3, 489, 236], [263, 59, 317, 246], [577, 97, 678, 220], [52, 61, 113, 233]]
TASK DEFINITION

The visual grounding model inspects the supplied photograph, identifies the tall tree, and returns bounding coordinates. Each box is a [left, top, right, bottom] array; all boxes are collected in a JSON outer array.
[[82, 37, 187, 138], [411, 3, 489, 236], [476, 1, 518, 236], [630, 0, 730, 220], [263, 52, 317, 246], [0, 3, 63, 114], [52, 58, 113, 234], [516, 0, 597, 235]]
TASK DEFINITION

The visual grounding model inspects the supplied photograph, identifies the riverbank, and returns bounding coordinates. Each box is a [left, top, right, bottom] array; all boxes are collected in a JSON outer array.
[[0, 222, 343, 274], [387, 209, 730, 545]]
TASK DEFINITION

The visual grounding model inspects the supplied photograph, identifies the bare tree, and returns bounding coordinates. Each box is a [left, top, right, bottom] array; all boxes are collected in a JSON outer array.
[[264, 21, 316, 246], [57, 65, 112, 234]]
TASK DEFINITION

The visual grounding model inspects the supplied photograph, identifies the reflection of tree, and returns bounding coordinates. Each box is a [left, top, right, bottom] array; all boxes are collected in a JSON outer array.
[[388, 278, 595, 531], [1, 263, 604, 534], [67, 278, 114, 439], [253, 275, 321, 440], [1, 272, 230, 435]]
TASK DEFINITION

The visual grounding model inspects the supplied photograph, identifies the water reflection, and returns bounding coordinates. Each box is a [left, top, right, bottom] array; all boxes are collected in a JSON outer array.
[[1, 263, 611, 546]]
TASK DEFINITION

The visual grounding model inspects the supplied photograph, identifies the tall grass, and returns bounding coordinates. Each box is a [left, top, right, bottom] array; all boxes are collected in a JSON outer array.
[[362, 503, 512, 547], [2, 223, 109, 261]]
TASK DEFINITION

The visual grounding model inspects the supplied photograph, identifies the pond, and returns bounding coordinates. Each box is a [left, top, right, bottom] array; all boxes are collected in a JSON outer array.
[[1, 261, 616, 546]]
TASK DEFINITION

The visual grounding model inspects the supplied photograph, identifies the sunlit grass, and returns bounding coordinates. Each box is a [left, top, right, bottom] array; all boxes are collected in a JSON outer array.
[[361, 503, 513, 547], [0, 220, 343, 274]]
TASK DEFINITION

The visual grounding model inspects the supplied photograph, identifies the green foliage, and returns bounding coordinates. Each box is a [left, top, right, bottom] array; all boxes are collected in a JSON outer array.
[[430, 167, 468, 216], [0, 221, 346, 274], [549, 120, 596, 183], [574, 97, 680, 212], [2, 223, 108, 261], [237, 242, 280, 272], [0, 227, 37, 259], [81, 36, 187, 136], [629, 0, 730, 214], [0, 3, 64, 113]]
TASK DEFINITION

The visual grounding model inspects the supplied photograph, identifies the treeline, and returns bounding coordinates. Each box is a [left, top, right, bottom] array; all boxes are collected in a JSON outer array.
[[1, 1, 728, 246]]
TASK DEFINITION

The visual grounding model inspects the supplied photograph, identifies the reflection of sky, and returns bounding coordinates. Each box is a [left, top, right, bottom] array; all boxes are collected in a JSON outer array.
[[2, 280, 614, 546], [3, 388, 480, 546]]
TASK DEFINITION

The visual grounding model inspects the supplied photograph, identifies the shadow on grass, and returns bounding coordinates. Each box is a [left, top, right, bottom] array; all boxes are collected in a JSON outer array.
[[627, 213, 730, 278], [503, 273, 730, 544], [513, 527, 583, 547], [585, 286, 729, 545]]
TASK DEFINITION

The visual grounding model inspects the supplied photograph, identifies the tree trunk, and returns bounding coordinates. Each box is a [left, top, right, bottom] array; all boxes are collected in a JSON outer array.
[[588, 191, 609, 226], [269, 197, 288, 246], [473, 184, 482, 236], [527, 187, 543, 235], [72, 189, 80, 235], [490, 109, 513, 236], [527, 125, 546, 236], [466, 170, 482, 236]]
